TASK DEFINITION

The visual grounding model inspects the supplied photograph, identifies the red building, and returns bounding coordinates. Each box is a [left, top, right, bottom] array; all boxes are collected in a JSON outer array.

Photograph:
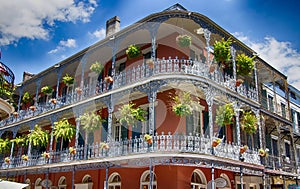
[[0, 4, 298, 189]]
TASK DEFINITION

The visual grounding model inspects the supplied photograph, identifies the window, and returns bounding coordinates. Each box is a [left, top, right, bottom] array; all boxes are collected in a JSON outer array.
[[268, 95, 274, 112], [108, 173, 121, 189], [34, 178, 42, 189], [271, 138, 278, 156], [58, 176, 67, 189], [281, 103, 286, 118], [113, 125, 122, 141], [297, 112, 300, 132], [140, 170, 157, 189], [25, 179, 31, 189], [291, 92, 296, 100], [285, 142, 291, 158], [191, 169, 207, 189]]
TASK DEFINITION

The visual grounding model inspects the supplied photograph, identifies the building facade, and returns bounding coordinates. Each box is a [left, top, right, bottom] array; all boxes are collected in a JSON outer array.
[[0, 4, 299, 189]]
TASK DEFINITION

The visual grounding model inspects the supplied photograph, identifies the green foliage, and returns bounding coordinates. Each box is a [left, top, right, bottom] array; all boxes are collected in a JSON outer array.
[[11, 135, 28, 147], [22, 92, 32, 103], [78, 111, 104, 132], [236, 54, 256, 76], [27, 125, 50, 147], [176, 34, 192, 47], [215, 103, 235, 126], [0, 138, 11, 153], [53, 118, 76, 142], [241, 111, 257, 134], [171, 91, 193, 116], [62, 74, 74, 86], [119, 103, 147, 126], [0, 76, 14, 100], [90, 61, 104, 74], [41, 86, 53, 95], [126, 45, 141, 59], [213, 38, 232, 64]]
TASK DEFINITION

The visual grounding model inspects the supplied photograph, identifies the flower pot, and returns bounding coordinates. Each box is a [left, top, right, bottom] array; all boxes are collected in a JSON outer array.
[[240, 147, 246, 154], [212, 141, 219, 147], [76, 88, 82, 95], [50, 99, 57, 104], [29, 106, 36, 111], [105, 76, 113, 83], [236, 79, 244, 87], [209, 65, 215, 73], [147, 138, 153, 144], [13, 112, 18, 118]]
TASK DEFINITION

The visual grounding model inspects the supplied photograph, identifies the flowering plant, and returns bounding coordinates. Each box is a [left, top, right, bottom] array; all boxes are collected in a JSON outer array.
[[50, 98, 57, 104], [75, 87, 82, 94], [105, 76, 113, 83], [258, 148, 268, 157], [212, 138, 222, 147], [4, 157, 10, 164], [90, 61, 104, 74], [240, 145, 248, 154], [62, 74, 74, 86], [170, 91, 194, 116], [22, 155, 29, 161], [41, 86, 53, 95], [100, 142, 109, 150], [13, 112, 19, 118], [42, 152, 50, 159], [69, 147, 76, 155], [126, 44, 141, 59], [144, 134, 153, 144]]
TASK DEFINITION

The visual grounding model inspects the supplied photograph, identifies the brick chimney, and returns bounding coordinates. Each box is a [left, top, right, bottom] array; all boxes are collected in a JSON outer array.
[[106, 16, 120, 37]]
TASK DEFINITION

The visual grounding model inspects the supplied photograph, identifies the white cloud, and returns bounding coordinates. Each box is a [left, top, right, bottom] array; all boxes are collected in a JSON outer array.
[[234, 32, 300, 89], [48, 39, 77, 54], [0, 0, 97, 45], [90, 28, 106, 40]]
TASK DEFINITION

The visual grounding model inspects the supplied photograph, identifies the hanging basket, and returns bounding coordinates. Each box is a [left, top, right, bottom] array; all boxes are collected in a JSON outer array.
[[176, 35, 192, 47]]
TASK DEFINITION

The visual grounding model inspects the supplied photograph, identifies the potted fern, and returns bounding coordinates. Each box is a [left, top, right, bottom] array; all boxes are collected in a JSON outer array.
[[90, 61, 104, 74], [170, 91, 194, 116], [22, 92, 32, 105], [62, 74, 74, 86], [126, 44, 141, 59], [213, 38, 232, 68], [52, 118, 76, 151], [240, 111, 257, 134], [215, 103, 235, 127], [236, 53, 256, 76], [176, 34, 192, 47], [118, 103, 147, 126], [41, 86, 53, 95]]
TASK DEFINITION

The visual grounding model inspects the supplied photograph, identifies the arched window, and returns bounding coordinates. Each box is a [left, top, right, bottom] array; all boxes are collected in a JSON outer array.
[[25, 178, 31, 189], [140, 170, 157, 189], [34, 178, 42, 189], [108, 172, 121, 189], [58, 176, 67, 189], [219, 173, 231, 189], [82, 174, 92, 183], [191, 169, 207, 189]]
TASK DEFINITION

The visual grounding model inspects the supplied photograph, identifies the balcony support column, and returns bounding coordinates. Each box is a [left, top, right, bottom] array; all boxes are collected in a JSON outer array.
[[75, 109, 83, 148], [230, 46, 237, 82], [203, 29, 211, 65], [10, 128, 18, 160], [272, 71, 278, 113], [80, 57, 87, 89], [254, 63, 259, 101], [27, 122, 36, 158], [147, 22, 159, 61], [148, 89, 157, 136], [34, 78, 42, 106], [234, 102, 241, 146], [204, 86, 214, 140], [55, 66, 64, 99], [105, 166, 109, 189], [107, 95, 114, 144], [252, 108, 262, 148], [49, 114, 58, 163], [17, 85, 23, 112], [149, 157, 154, 189]]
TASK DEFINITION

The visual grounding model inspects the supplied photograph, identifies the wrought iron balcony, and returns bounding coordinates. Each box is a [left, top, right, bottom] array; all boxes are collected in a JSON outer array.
[[0, 132, 261, 170], [1, 57, 258, 126]]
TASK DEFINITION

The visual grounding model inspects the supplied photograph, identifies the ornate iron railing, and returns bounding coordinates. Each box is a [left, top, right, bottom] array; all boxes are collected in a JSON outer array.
[[1, 57, 258, 126], [0, 61, 14, 100], [0, 132, 261, 169]]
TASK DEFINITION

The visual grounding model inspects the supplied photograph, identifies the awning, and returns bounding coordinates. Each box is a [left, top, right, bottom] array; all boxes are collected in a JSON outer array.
[[0, 180, 28, 189]]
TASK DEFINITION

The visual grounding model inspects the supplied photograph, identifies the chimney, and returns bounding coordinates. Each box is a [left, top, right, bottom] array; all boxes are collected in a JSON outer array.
[[106, 16, 120, 37], [23, 71, 35, 82]]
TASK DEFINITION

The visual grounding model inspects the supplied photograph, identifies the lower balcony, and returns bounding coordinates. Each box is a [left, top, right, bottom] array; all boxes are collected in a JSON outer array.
[[0, 132, 260, 170]]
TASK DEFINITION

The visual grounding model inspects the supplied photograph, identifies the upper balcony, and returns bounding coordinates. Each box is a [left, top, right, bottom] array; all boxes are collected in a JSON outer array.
[[0, 56, 258, 127], [0, 61, 15, 120]]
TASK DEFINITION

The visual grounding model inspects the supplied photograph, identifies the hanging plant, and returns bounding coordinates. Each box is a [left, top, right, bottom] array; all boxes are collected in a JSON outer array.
[[22, 92, 32, 104], [170, 91, 195, 116], [41, 86, 53, 95], [126, 44, 141, 59], [0, 138, 11, 153], [27, 125, 50, 147], [29, 105, 36, 111], [215, 103, 235, 126], [236, 53, 256, 76], [240, 111, 257, 134], [176, 34, 192, 47], [62, 74, 74, 86], [213, 38, 232, 67], [53, 118, 76, 151], [13, 112, 19, 118], [90, 61, 104, 74], [258, 148, 269, 157], [118, 103, 147, 126]]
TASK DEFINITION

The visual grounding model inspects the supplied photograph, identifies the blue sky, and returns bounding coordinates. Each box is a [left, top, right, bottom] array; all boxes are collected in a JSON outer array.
[[1, 0, 300, 87]]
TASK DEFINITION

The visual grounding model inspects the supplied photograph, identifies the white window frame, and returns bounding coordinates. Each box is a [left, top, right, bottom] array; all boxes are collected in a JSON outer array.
[[107, 172, 121, 189], [58, 176, 67, 189], [140, 170, 157, 189], [191, 169, 207, 189]]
